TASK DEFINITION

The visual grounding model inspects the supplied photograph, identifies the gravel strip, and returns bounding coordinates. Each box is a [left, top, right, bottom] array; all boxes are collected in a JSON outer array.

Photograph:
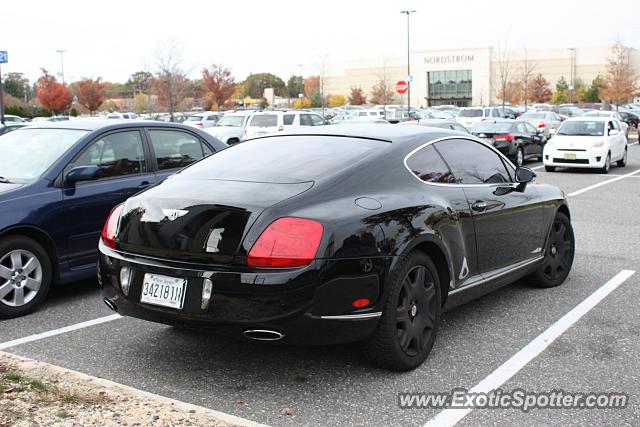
[[0, 351, 262, 427]]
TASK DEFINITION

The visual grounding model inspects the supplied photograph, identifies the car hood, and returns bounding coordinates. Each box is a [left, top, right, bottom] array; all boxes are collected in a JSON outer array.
[[549, 135, 603, 148], [0, 182, 26, 195]]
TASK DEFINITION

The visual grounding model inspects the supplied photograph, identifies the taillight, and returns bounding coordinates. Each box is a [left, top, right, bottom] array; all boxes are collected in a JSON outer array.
[[247, 217, 324, 268], [278, 125, 284, 131], [101, 204, 124, 249], [538, 122, 546, 128], [194, 121, 203, 127], [494, 134, 514, 142]]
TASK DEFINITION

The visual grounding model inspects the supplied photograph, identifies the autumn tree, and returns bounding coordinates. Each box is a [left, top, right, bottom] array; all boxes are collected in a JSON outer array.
[[327, 94, 347, 107], [370, 80, 395, 105], [125, 71, 153, 95], [201, 64, 236, 111], [528, 74, 552, 103], [492, 46, 512, 108], [133, 92, 150, 114], [498, 80, 524, 105], [519, 49, 536, 108], [35, 69, 72, 115], [304, 76, 320, 99], [152, 40, 188, 121], [76, 78, 106, 115], [600, 41, 639, 105], [348, 86, 366, 105]]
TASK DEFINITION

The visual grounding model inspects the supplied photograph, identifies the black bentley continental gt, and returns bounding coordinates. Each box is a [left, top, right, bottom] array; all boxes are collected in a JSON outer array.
[[99, 125, 574, 371]]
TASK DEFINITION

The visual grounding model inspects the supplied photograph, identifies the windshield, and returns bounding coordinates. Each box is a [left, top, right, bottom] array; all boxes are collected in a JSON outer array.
[[458, 109, 482, 118], [216, 116, 246, 127], [185, 115, 203, 121], [521, 112, 546, 120], [179, 136, 383, 182], [471, 122, 513, 133], [0, 128, 88, 181], [557, 121, 605, 136]]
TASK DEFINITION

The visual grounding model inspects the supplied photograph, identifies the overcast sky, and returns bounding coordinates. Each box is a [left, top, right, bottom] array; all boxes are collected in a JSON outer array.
[[1, 0, 638, 84]]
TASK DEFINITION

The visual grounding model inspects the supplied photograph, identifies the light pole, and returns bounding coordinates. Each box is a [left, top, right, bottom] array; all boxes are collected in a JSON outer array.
[[400, 10, 416, 114], [56, 49, 66, 85], [568, 47, 575, 103], [297, 64, 304, 105]]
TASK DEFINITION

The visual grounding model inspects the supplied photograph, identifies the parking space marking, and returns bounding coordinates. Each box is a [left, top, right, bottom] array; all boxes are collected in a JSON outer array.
[[530, 165, 544, 171], [424, 269, 635, 427], [0, 314, 121, 351], [568, 168, 640, 197]]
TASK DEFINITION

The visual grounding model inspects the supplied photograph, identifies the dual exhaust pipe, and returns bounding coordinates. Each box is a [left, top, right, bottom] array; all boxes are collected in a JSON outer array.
[[103, 298, 283, 341]]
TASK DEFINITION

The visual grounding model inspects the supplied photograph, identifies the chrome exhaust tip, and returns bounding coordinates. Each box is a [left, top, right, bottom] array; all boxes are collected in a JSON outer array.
[[103, 298, 118, 312], [243, 329, 284, 341]]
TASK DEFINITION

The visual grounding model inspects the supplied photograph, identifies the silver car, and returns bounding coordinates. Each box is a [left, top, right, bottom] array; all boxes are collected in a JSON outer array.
[[517, 111, 563, 138]]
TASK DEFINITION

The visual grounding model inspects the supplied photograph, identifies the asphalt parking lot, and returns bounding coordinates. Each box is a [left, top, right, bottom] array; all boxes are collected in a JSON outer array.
[[2, 136, 639, 426]]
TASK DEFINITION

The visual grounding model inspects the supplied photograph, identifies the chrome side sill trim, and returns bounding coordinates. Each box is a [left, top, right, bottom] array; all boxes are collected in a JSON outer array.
[[320, 312, 382, 320]]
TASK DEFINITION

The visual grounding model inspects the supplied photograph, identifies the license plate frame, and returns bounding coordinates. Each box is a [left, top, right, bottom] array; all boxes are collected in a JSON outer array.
[[140, 273, 187, 310]]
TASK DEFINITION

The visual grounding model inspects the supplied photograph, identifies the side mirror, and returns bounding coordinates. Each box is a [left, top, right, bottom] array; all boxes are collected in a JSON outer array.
[[536, 128, 545, 134], [65, 165, 101, 183], [608, 129, 620, 136], [515, 166, 536, 184], [549, 128, 556, 137]]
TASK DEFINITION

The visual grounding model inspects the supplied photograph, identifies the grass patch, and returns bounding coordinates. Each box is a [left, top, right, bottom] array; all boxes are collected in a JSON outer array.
[[5, 371, 21, 381], [63, 393, 77, 403], [57, 410, 71, 418], [29, 380, 48, 393]]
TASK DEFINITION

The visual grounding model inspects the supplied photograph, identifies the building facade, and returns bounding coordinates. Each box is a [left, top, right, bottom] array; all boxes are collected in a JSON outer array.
[[323, 46, 640, 107]]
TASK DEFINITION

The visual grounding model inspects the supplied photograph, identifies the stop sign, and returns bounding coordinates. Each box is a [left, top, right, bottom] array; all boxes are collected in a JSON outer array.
[[396, 81, 409, 94]]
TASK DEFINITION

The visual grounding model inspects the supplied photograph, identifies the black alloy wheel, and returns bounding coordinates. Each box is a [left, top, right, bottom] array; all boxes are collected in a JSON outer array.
[[527, 212, 574, 288], [363, 251, 441, 371]]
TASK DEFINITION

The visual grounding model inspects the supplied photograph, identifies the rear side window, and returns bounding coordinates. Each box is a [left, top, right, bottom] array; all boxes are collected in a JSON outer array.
[[406, 145, 455, 183], [283, 114, 295, 125], [250, 115, 278, 127], [74, 131, 146, 178], [459, 109, 482, 118], [310, 114, 326, 126], [148, 130, 207, 171], [435, 139, 511, 184]]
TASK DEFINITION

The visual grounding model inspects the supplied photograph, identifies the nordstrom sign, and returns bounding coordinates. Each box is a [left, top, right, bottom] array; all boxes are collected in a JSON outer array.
[[424, 55, 474, 64]]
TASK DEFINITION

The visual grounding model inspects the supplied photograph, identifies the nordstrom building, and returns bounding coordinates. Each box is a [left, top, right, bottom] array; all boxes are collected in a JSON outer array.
[[323, 46, 640, 107]]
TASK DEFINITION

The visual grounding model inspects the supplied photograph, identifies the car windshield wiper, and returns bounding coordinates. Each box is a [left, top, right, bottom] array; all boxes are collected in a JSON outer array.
[[0, 176, 13, 184]]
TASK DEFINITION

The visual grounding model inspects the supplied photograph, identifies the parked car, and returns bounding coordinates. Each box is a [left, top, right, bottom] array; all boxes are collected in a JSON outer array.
[[399, 118, 470, 134], [1, 115, 26, 124], [543, 117, 627, 173], [183, 112, 223, 129], [554, 106, 584, 118], [351, 109, 386, 121], [470, 119, 546, 166], [0, 120, 227, 318], [583, 110, 629, 137], [517, 111, 563, 138], [244, 111, 327, 139], [204, 111, 254, 145], [617, 110, 638, 129], [107, 112, 138, 120], [98, 125, 573, 371], [456, 107, 504, 128]]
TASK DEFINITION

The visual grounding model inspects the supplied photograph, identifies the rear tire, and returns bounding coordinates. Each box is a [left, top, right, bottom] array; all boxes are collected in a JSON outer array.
[[545, 166, 555, 172], [362, 251, 441, 371], [515, 147, 524, 167], [0, 236, 53, 319], [617, 148, 627, 167], [526, 212, 574, 288]]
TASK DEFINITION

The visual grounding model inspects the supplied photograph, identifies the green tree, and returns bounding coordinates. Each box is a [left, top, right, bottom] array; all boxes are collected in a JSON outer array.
[[241, 73, 286, 98], [125, 71, 153, 95], [583, 75, 605, 103], [287, 75, 304, 99], [553, 77, 569, 104], [2, 72, 29, 100]]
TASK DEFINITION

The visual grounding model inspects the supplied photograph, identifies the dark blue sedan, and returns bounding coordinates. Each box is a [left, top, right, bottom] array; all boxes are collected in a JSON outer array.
[[0, 120, 226, 318]]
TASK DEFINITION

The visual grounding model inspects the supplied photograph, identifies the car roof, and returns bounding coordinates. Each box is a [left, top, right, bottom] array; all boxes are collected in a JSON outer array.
[[565, 116, 609, 121], [20, 119, 192, 131], [265, 123, 454, 144]]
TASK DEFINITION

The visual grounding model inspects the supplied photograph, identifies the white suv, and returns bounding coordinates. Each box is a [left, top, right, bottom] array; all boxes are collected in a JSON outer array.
[[244, 111, 327, 139], [204, 111, 254, 145]]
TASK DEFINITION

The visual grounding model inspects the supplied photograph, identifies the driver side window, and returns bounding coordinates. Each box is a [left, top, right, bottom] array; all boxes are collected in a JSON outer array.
[[435, 139, 512, 184]]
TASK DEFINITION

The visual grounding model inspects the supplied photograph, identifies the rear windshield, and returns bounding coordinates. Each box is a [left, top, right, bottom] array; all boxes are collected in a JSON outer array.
[[179, 136, 383, 182], [471, 122, 513, 133], [458, 109, 482, 118], [557, 121, 605, 136], [249, 115, 278, 127]]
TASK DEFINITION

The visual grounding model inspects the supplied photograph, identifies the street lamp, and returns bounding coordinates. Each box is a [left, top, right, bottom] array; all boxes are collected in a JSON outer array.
[[400, 10, 416, 114], [568, 48, 575, 103], [56, 49, 66, 85]]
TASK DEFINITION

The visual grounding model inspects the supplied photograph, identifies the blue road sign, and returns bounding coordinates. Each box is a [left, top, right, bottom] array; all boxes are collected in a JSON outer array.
[[0, 51, 7, 64]]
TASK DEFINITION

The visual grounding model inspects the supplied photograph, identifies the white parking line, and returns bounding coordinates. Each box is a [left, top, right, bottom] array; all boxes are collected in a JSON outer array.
[[568, 168, 640, 197], [530, 165, 544, 171], [424, 269, 635, 427], [0, 314, 121, 351]]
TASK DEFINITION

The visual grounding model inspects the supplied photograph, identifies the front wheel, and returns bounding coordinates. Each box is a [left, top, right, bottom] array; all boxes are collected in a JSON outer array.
[[599, 153, 611, 174], [362, 251, 441, 371], [514, 147, 524, 167], [526, 212, 574, 288], [0, 236, 53, 319]]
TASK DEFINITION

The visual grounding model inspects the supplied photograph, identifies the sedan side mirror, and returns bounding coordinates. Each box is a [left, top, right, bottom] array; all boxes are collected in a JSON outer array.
[[66, 165, 101, 183], [549, 128, 556, 137], [608, 129, 620, 136], [515, 166, 536, 184], [536, 128, 545, 134]]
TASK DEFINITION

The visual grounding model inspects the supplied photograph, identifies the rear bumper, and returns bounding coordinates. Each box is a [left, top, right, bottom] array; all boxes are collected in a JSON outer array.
[[98, 242, 388, 345]]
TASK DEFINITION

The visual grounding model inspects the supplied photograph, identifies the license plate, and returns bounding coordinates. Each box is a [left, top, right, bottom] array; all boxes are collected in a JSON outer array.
[[564, 153, 577, 160], [140, 273, 186, 309]]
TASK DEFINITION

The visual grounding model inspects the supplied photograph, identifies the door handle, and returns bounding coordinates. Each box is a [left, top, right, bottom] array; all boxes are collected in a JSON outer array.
[[471, 201, 488, 212], [137, 181, 151, 189]]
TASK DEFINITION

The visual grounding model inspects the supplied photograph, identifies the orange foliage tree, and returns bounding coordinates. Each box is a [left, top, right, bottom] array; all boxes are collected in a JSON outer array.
[[201, 64, 236, 110], [35, 69, 72, 114], [76, 78, 106, 115]]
